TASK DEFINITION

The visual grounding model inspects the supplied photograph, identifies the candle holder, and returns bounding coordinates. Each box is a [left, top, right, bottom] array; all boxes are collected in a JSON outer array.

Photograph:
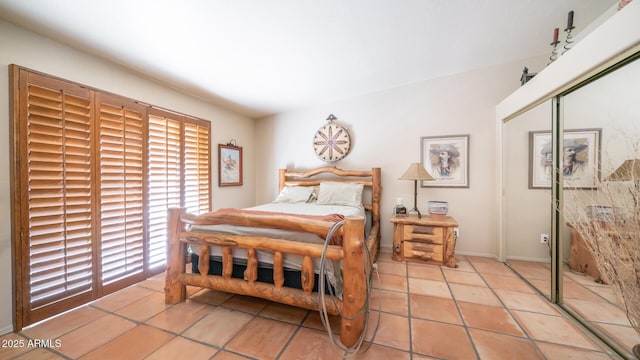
[[562, 26, 575, 55], [548, 40, 560, 65]]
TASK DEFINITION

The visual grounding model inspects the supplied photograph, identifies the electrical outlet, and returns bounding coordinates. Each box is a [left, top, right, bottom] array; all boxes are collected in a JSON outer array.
[[453, 228, 459, 238], [540, 233, 549, 244]]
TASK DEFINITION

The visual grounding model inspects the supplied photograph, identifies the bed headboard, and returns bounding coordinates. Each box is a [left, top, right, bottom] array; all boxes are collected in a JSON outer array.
[[278, 166, 382, 231]]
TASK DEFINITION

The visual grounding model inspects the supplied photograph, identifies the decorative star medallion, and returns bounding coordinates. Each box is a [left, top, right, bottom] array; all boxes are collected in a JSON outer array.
[[312, 115, 351, 162]]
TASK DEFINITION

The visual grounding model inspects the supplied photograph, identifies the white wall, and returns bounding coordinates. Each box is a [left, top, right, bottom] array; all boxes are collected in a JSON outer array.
[[503, 100, 553, 262], [255, 55, 546, 256], [0, 19, 256, 334]]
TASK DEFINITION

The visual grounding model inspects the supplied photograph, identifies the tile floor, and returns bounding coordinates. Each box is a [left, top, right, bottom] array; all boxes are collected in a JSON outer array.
[[508, 259, 640, 359], [0, 251, 625, 359]]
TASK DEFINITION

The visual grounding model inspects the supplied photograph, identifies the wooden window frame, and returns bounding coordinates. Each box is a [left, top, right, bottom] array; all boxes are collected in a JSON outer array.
[[10, 65, 212, 330]]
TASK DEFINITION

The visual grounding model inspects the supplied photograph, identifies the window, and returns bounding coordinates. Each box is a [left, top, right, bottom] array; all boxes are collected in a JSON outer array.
[[10, 65, 211, 330]]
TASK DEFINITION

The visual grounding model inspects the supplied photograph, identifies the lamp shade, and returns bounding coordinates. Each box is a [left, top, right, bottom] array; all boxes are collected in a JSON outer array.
[[399, 163, 434, 181], [605, 159, 640, 181]]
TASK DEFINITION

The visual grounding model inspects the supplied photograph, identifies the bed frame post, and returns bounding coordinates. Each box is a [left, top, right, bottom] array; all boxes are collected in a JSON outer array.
[[278, 168, 286, 192], [340, 216, 366, 348], [165, 207, 186, 304], [372, 167, 382, 246]]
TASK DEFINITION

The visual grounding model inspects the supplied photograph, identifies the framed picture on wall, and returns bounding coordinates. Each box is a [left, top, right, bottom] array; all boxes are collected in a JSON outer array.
[[420, 135, 469, 188], [218, 143, 243, 186], [529, 128, 601, 189]]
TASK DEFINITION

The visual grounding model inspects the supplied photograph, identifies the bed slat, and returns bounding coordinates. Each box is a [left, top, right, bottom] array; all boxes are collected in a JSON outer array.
[[198, 246, 210, 278], [301, 256, 314, 295], [245, 248, 258, 283], [273, 252, 284, 288], [222, 247, 233, 279]]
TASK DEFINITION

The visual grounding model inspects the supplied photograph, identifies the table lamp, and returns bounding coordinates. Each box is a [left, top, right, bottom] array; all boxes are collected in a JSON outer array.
[[399, 163, 434, 218]]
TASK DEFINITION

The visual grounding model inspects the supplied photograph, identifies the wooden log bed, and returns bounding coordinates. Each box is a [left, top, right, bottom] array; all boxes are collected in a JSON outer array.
[[165, 166, 381, 347]]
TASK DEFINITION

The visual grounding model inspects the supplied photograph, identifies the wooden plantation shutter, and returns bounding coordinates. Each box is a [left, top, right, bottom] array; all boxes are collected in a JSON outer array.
[[11, 65, 213, 330], [13, 70, 96, 326], [184, 119, 211, 215], [147, 109, 182, 270], [96, 94, 148, 289]]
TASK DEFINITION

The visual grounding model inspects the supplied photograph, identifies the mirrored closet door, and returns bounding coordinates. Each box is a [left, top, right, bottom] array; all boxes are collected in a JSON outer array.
[[559, 53, 640, 359], [502, 100, 554, 300]]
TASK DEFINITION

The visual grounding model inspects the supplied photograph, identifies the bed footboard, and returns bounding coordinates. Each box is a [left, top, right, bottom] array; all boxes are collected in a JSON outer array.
[[164, 207, 369, 347]]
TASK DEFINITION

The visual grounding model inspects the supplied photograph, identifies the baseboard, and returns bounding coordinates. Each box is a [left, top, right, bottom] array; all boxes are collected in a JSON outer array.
[[454, 251, 500, 260], [0, 323, 13, 336], [504, 255, 550, 263]]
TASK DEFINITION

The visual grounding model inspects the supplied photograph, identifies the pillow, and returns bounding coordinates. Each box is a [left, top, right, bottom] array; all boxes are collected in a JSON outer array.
[[273, 186, 314, 203], [316, 182, 364, 207]]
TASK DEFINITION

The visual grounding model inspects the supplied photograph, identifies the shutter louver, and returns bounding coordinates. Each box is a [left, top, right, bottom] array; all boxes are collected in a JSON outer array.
[[98, 100, 145, 284], [147, 113, 181, 270], [184, 120, 211, 215], [25, 81, 94, 310], [12, 66, 212, 330]]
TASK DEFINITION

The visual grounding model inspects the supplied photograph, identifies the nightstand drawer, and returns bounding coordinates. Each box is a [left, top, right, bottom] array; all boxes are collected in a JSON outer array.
[[403, 241, 443, 262], [403, 225, 444, 244]]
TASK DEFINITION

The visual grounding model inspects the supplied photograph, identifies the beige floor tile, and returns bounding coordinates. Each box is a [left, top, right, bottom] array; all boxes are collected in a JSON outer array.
[[480, 273, 535, 293], [457, 301, 524, 336], [376, 260, 407, 276], [494, 288, 559, 315], [370, 288, 409, 316], [222, 294, 269, 314], [564, 298, 631, 326], [90, 285, 157, 312], [583, 283, 617, 303], [259, 302, 309, 324], [115, 291, 172, 322], [371, 312, 411, 351], [407, 262, 444, 280], [189, 288, 234, 305], [469, 328, 543, 360], [212, 350, 253, 359], [79, 325, 174, 360], [595, 322, 640, 352], [13, 256, 627, 360], [57, 314, 137, 358], [145, 299, 214, 333], [411, 318, 477, 359], [562, 279, 609, 302], [278, 327, 344, 360], [448, 258, 476, 272], [135, 275, 166, 291], [512, 310, 600, 350], [449, 283, 501, 306], [303, 311, 341, 334], [472, 261, 516, 276], [373, 273, 407, 292], [376, 251, 395, 263], [146, 336, 218, 359], [21, 306, 108, 340], [528, 278, 551, 297], [443, 268, 486, 286], [13, 348, 66, 360], [225, 317, 297, 359], [535, 341, 613, 359], [182, 307, 253, 347], [408, 277, 452, 298], [349, 343, 411, 359], [0, 333, 32, 359], [410, 293, 462, 324], [507, 260, 550, 280]]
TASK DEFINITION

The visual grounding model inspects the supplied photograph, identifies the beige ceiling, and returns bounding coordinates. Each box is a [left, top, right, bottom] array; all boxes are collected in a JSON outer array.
[[0, 0, 617, 118]]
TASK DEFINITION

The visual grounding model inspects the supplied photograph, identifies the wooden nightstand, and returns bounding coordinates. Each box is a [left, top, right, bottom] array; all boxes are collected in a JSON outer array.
[[390, 214, 458, 267]]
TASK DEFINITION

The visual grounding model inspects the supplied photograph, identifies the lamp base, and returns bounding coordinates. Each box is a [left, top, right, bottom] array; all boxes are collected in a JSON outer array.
[[408, 207, 422, 218]]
